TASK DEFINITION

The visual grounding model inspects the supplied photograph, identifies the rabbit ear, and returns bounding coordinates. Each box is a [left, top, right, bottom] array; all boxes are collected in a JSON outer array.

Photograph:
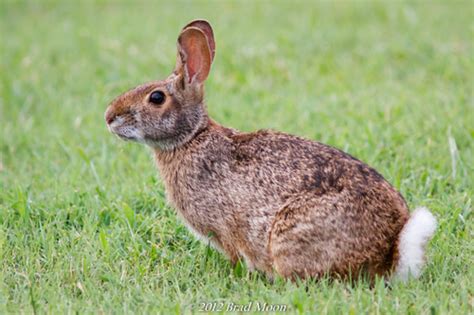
[[182, 20, 215, 62], [176, 27, 212, 84]]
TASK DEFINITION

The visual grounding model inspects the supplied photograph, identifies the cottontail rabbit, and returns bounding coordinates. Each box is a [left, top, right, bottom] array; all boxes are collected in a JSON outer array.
[[105, 20, 436, 281]]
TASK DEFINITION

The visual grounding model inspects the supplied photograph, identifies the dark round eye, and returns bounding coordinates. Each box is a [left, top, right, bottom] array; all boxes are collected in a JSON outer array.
[[149, 91, 166, 105]]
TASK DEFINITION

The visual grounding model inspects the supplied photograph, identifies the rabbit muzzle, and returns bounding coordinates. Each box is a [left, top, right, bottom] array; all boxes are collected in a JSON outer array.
[[105, 107, 144, 142]]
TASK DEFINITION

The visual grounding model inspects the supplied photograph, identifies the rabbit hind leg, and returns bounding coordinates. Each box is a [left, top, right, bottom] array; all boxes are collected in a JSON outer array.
[[268, 194, 374, 281]]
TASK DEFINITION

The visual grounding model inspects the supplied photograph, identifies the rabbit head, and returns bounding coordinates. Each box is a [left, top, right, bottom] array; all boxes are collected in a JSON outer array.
[[105, 20, 216, 150]]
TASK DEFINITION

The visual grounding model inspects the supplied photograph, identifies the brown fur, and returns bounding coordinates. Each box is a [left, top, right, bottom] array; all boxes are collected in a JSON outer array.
[[105, 20, 410, 281]]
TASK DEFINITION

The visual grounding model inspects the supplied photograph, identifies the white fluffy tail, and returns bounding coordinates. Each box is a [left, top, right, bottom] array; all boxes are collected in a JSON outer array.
[[395, 207, 437, 281]]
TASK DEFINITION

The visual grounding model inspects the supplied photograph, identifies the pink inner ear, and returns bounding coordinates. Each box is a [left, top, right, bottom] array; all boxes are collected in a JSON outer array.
[[184, 20, 215, 62], [184, 36, 201, 83], [178, 28, 211, 84]]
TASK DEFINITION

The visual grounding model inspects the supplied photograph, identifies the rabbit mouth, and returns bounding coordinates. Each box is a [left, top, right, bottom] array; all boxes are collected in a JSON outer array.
[[106, 115, 143, 142], [109, 124, 144, 142], [114, 127, 144, 142], [117, 133, 137, 141]]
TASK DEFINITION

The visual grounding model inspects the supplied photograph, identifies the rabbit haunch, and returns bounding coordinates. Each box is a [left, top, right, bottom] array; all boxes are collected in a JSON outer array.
[[105, 20, 436, 281]]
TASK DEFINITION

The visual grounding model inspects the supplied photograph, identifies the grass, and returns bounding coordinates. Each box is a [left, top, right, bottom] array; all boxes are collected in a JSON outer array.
[[0, 1, 473, 313]]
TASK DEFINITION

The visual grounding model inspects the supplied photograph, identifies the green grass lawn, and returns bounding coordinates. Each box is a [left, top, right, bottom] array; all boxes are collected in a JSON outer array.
[[1, 1, 473, 313]]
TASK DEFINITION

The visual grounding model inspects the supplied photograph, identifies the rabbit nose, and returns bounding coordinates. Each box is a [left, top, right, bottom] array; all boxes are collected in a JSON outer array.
[[105, 109, 116, 125], [106, 115, 116, 125]]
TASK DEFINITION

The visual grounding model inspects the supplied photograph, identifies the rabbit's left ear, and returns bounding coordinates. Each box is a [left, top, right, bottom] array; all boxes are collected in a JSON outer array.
[[176, 27, 212, 84], [182, 20, 215, 62]]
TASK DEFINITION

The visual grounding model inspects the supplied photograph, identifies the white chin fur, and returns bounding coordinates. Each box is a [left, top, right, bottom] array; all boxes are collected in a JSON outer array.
[[394, 207, 437, 281], [122, 127, 144, 141], [109, 117, 145, 142]]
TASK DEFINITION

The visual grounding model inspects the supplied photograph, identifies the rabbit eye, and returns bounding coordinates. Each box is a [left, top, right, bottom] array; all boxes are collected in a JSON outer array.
[[149, 91, 166, 105]]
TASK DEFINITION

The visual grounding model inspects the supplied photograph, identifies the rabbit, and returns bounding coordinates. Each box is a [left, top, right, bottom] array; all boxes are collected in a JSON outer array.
[[105, 20, 437, 282]]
